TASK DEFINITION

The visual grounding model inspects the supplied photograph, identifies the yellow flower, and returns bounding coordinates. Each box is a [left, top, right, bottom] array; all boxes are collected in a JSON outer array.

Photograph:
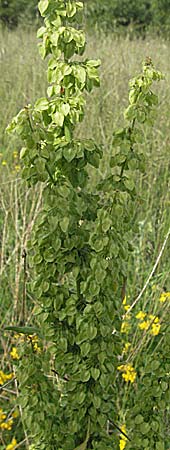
[[152, 284, 157, 291], [122, 296, 127, 305], [136, 311, 146, 320], [0, 371, 6, 385], [124, 304, 131, 311], [13, 333, 25, 343], [13, 151, 18, 159], [6, 372, 14, 380], [15, 165, 20, 172], [119, 425, 127, 450], [0, 408, 7, 421], [120, 439, 126, 450], [6, 438, 17, 450], [148, 314, 159, 323], [10, 347, 20, 360], [0, 371, 14, 385], [27, 334, 38, 343], [123, 371, 136, 383], [138, 320, 150, 330], [159, 292, 170, 303], [2, 160, 7, 166], [118, 364, 136, 383], [150, 323, 161, 336], [1, 419, 13, 430], [12, 410, 19, 419], [123, 342, 131, 353], [121, 320, 131, 334], [33, 343, 41, 353]]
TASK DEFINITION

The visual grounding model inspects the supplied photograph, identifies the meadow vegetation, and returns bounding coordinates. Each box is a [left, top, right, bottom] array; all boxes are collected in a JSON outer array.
[[0, 9, 170, 450]]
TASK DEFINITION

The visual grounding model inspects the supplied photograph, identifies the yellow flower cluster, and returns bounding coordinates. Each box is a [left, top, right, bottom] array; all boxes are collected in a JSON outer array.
[[159, 291, 170, 303], [13, 333, 24, 341], [13, 333, 41, 354], [118, 364, 136, 383], [6, 438, 17, 450], [1, 419, 13, 430], [0, 371, 14, 385], [136, 311, 161, 336], [0, 409, 14, 431], [119, 425, 128, 450], [27, 335, 41, 353], [0, 407, 18, 436], [10, 347, 20, 360]]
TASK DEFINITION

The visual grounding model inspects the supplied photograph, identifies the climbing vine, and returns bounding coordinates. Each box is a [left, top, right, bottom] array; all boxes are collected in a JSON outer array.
[[6, 1, 164, 449]]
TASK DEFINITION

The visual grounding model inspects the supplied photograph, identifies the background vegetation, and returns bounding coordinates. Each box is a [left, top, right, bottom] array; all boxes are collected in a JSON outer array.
[[1, 0, 170, 34]]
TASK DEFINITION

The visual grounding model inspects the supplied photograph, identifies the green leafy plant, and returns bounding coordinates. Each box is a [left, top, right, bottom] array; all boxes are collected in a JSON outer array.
[[6, 1, 164, 449]]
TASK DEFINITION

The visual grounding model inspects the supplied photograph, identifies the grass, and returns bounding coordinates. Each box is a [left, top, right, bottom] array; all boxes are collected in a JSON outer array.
[[0, 25, 170, 448]]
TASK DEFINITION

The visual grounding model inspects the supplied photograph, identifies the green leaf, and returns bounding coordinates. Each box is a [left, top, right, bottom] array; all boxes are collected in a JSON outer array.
[[4, 326, 42, 337], [124, 178, 135, 191], [86, 151, 100, 168], [88, 280, 100, 297], [61, 103, 70, 116], [156, 442, 165, 450], [59, 337, 67, 352], [66, 1, 77, 18], [124, 105, 137, 121], [80, 342, 91, 357], [44, 248, 55, 262], [63, 146, 77, 162], [91, 368, 100, 380], [47, 86, 54, 97], [52, 237, 61, 252], [35, 97, 49, 111], [140, 422, 150, 434], [93, 395, 101, 409], [80, 370, 91, 382], [86, 59, 101, 68], [102, 216, 112, 232], [150, 360, 160, 371], [60, 217, 69, 232], [134, 415, 144, 425], [37, 26, 46, 38], [64, 124, 72, 142], [88, 325, 97, 341], [73, 66, 86, 84], [76, 391, 86, 404], [53, 111, 64, 127], [38, 0, 49, 15], [20, 147, 27, 159]]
